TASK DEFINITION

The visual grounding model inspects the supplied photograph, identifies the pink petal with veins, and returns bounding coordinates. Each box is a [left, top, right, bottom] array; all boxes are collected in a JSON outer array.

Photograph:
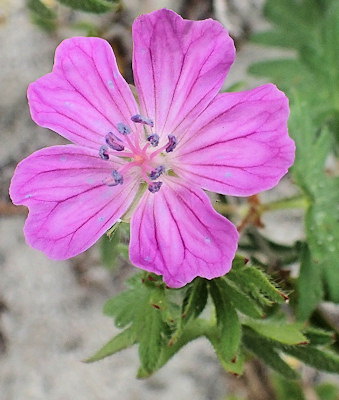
[[28, 37, 140, 149], [171, 84, 295, 196], [9, 145, 139, 259], [132, 8, 235, 137], [130, 178, 238, 288]]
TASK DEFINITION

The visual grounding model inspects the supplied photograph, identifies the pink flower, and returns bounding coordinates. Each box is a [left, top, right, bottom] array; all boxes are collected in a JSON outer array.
[[10, 9, 295, 288]]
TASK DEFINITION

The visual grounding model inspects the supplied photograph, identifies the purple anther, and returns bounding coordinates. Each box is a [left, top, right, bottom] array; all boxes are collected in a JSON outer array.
[[112, 169, 124, 185], [147, 133, 160, 147], [148, 181, 163, 193], [105, 132, 125, 151], [117, 122, 131, 135], [99, 145, 109, 160], [131, 114, 154, 127], [149, 165, 165, 180], [165, 135, 177, 153]]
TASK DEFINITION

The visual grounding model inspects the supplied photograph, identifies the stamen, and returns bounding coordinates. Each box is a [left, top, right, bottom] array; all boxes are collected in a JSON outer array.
[[149, 165, 165, 180], [131, 114, 154, 127], [99, 145, 109, 160], [103, 169, 124, 186], [105, 132, 125, 151], [149, 134, 178, 160], [165, 134, 177, 153], [112, 169, 124, 185], [117, 122, 131, 135], [147, 133, 160, 147], [148, 182, 163, 193]]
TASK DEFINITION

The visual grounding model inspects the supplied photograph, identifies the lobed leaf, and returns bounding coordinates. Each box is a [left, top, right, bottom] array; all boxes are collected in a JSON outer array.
[[181, 278, 208, 323], [282, 345, 339, 374], [209, 279, 242, 361], [85, 326, 137, 363], [234, 266, 286, 304], [27, 0, 57, 32], [223, 278, 264, 319], [244, 320, 308, 345], [272, 374, 306, 400], [243, 328, 299, 379], [303, 327, 335, 346], [296, 244, 324, 321], [138, 304, 164, 373]]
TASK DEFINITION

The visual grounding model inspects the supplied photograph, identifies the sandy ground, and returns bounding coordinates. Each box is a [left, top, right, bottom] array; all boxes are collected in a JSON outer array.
[[0, 1, 304, 399]]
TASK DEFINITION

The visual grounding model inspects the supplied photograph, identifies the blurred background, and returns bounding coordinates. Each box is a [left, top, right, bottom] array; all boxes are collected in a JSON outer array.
[[0, 0, 338, 399]]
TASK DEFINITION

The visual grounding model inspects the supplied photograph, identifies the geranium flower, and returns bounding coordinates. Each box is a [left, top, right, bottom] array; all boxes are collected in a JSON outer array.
[[10, 9, 294, 288]]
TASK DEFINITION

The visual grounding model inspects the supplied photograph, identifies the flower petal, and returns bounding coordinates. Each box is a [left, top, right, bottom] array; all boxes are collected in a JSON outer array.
[[171, 84, 295, 196], [132, 8, 235, 137], [9, 145, 139, 259], [129, 178, 238, 288], [28, 37, 140, 149]]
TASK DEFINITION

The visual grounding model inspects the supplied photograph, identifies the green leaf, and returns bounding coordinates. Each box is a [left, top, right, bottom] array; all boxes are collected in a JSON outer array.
[[100, 222, 129, 269], [138, 318, 211, 378], [231, 254, 250, 271], [272, 374, 306, 400], [103, 275, 149, 328], [56, 0, 117, 13], [244, 320, 308, 345], [305, 180, 339, 302], [223, 278, 264, 318], [316, 383, 339, 400], [250, 0, 339, 130], [232, 266, 287, 304], [209, 279, 242, 361], [85, 326, 137, 363], [138, 303, 164, 373], [296, 244, 324, 321], [290, 97, 339, 304], [27, 0, 57, 32], [303, 327, 335, 346], [214, 343, 246, 376], [100, 230, 120, 269], [248, 59, 306, 91], [243, 328, 299, 380], [181, 278, 208, 324], [282, 345, 339, 374]]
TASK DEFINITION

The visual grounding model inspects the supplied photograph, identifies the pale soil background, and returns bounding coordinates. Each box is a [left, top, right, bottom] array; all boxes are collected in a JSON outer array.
[[0, 1, 307, 399]]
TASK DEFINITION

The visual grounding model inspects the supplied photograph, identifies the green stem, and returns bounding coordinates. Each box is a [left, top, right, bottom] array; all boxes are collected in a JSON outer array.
[[214, 203, 248, 216], [260, 195, 309, 212], [214, 195, 309, 216]]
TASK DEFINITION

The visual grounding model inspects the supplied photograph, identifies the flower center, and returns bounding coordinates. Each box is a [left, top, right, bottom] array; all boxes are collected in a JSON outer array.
[[98, 114, 177, 193]]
